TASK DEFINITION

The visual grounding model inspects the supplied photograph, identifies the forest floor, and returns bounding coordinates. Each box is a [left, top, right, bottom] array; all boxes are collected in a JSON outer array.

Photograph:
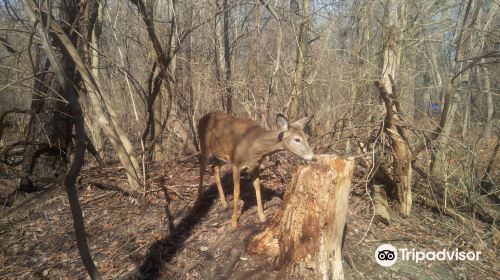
[[0, 156, 499, 280]]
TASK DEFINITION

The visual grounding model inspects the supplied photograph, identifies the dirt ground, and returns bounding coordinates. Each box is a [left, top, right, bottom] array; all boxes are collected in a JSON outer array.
[[0, 157, 499, 279]]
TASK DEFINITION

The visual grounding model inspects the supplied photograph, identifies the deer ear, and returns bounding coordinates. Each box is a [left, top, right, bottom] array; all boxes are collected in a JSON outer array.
[[294, 115, 313, 129], [276, 114, 289, 131], [278, 132, 285, 141]]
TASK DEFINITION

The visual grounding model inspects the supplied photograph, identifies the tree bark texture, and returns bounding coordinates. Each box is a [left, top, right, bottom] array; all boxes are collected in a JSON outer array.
[[259, 0, 282, 125], [374, 78, 412, 217], [249, 155, 354, 280], [30, 8, 143, 192], [19, 1, 77, 191], [289, 0, 310, 119], [133, 0, 177, 162], [223, 0, 233, 113], [88, 0, 104, 155], [22, 0, 101, 278]]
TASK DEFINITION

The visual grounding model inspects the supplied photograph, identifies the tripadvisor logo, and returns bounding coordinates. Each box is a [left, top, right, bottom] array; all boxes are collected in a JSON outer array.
[[375, 244, 397, 267], [375, 244, 481, 267]]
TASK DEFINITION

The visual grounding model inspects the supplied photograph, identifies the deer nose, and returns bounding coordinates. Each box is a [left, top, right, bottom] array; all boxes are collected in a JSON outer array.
[[303, 152, 315, 161]]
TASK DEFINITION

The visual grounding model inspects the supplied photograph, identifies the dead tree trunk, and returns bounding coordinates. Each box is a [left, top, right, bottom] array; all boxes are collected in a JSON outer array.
[[249, 155, 354, 280], [22, 0, 101, 278], [19, 49, 72, 192], [19, 0, 77, 191], [374, 77, 412, 218]]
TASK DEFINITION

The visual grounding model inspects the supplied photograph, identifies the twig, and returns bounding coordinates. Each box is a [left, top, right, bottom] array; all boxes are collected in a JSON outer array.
[[362, 237, 414, 243], [344, 251, 359, 273], [177, 152, 200, 163], [81, 191, 115, 205]]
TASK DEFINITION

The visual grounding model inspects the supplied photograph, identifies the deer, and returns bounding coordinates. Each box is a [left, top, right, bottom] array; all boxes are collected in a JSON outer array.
[[197, 111, 314, 228]]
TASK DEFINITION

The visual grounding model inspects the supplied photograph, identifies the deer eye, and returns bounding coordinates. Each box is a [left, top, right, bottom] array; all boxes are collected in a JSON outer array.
[[294, 138, 302, 143]]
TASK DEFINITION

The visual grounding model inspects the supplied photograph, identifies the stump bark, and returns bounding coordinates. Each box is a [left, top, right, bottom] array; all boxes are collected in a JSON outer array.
[[249, 155, 354, 280]]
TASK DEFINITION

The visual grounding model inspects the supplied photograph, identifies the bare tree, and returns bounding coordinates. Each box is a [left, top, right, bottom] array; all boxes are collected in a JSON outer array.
[[288, 0, 311, 119], [19, 0, 75, 191], [223, 0, 233, 113], [21, 0, 101, 278]]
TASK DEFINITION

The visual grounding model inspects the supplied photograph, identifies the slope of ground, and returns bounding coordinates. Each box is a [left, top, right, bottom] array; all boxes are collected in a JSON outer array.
[[0, 158, 498, 279]]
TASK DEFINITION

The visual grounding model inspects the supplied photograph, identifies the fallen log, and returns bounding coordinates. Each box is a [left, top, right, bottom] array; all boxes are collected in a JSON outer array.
[[249, 155, 354, 280]]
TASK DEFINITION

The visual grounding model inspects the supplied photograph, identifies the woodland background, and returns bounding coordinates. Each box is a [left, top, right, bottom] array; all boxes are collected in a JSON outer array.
[[0, 0, 499, 279]]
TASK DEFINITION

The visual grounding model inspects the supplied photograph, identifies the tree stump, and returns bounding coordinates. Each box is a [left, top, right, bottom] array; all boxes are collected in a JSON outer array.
[[249, 155, 354, 280]]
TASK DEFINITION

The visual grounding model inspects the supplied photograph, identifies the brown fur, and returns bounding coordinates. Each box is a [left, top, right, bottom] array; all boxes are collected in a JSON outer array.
[[197, 111, 314, 228]]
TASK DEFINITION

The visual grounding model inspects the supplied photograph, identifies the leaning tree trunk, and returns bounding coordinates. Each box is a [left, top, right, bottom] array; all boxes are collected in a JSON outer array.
[[46, 11, 143, 192], [19, 1, 77, 191], [249, 155, 354, 280], [22, 0, 101, 278], [20, 51, 72, 191], [87, 0, 105, 156]]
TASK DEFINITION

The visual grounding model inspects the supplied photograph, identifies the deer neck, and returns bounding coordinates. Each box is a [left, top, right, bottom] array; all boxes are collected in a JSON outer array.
[[252, 129, 284, 158]]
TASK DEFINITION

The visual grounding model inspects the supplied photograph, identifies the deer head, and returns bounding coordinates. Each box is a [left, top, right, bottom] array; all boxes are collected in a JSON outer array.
[[276, 114, 315, 161]]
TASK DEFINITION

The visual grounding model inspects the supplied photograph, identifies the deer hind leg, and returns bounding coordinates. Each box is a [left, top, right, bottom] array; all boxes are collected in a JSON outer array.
[[231, 165, 241, 229], [212, 159, 228, 209], [197, 153, 209, 206], [252, 168, 266, 222]]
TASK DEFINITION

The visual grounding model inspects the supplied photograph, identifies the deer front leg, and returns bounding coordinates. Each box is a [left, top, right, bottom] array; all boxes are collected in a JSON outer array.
[[252, 168, 266, 222], [231, 165, 241, 229]]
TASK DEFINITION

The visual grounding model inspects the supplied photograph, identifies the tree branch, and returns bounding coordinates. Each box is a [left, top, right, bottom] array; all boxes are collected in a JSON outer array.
[[21, 0, 101, 278]]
